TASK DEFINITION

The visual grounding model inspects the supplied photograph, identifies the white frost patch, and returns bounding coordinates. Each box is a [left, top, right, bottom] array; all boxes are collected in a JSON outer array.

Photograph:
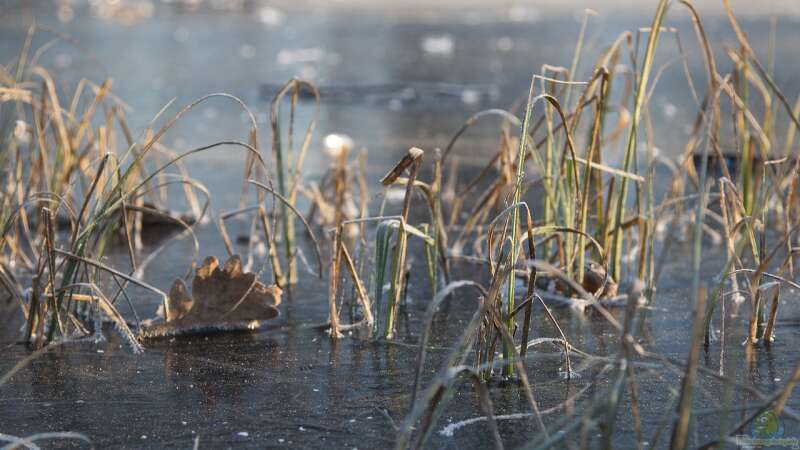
[[202, 107, 217, 120], [55, 53, 72, 69], [421, 34, 454, 56], [663, 102, 678, 119], [277, 48, 324, 65], [460, 89, 480, 105], [14, 121, 29, 144], [440, 413, 535, 437], [258, 7, 285, 26], [324, 133, 353, 159], [496, 36, 514, 52], [239, 44, 256, 59]]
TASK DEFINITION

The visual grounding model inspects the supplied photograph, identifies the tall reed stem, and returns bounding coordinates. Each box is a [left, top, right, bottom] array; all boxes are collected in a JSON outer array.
[[504, 78, 536, 377], [610, 0, 669, 280]]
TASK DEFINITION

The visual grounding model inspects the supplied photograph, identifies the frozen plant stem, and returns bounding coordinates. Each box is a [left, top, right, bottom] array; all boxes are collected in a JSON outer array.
[[504, 77, 536, 377], [326, 144, 349, 338], [270, 79, 320, 286], [610, 0, 669, 280], [383, 147, 423, 339]]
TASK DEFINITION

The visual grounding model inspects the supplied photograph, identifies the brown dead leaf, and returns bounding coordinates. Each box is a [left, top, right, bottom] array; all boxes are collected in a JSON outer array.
[[581, 262, 618, 299], [140, 255, 282, 338]]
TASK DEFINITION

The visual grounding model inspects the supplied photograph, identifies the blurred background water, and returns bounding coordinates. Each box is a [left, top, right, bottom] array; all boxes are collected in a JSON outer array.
[[2, 0, 799, 208]]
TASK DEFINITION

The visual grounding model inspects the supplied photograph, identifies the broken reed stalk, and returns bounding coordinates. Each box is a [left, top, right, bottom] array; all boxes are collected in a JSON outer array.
[[326, 140, 350, 338], [339, 238, 374, 332], [762, 284, 779, 343], [327, 223, 344, 338], [385, 234, 409, 339], [381, 147, 424, 339]]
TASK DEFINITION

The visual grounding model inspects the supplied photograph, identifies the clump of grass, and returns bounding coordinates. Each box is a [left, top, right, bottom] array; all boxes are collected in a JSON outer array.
[[0, 28, 287, 349], [397, 0, 800, 446]]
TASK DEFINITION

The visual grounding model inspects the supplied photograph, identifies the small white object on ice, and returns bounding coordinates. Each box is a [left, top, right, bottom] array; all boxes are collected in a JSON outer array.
[[323, 134, 353, 159], [421, 34, 454, 56], [277, 48, 324, 65], [253, 240, 267, 258], [663, 102, 678, 119], [14, 120, 29, 144], [240, 44, 256, 59], [258, 6, 285, 26], [460, 89, 480, 105], [496, 36, 514, 52], [237, 432, 249, 437]]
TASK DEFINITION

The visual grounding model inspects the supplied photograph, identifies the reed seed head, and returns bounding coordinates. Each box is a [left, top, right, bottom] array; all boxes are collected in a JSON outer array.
[[324, 133, 353, 159]]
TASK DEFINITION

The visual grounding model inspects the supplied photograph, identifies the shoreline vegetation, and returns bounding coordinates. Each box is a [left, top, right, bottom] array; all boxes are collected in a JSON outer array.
[[1, 0, 799, 448]]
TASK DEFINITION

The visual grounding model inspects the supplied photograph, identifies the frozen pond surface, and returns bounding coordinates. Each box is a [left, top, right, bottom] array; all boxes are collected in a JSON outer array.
[[1, 1, 800, 448]]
